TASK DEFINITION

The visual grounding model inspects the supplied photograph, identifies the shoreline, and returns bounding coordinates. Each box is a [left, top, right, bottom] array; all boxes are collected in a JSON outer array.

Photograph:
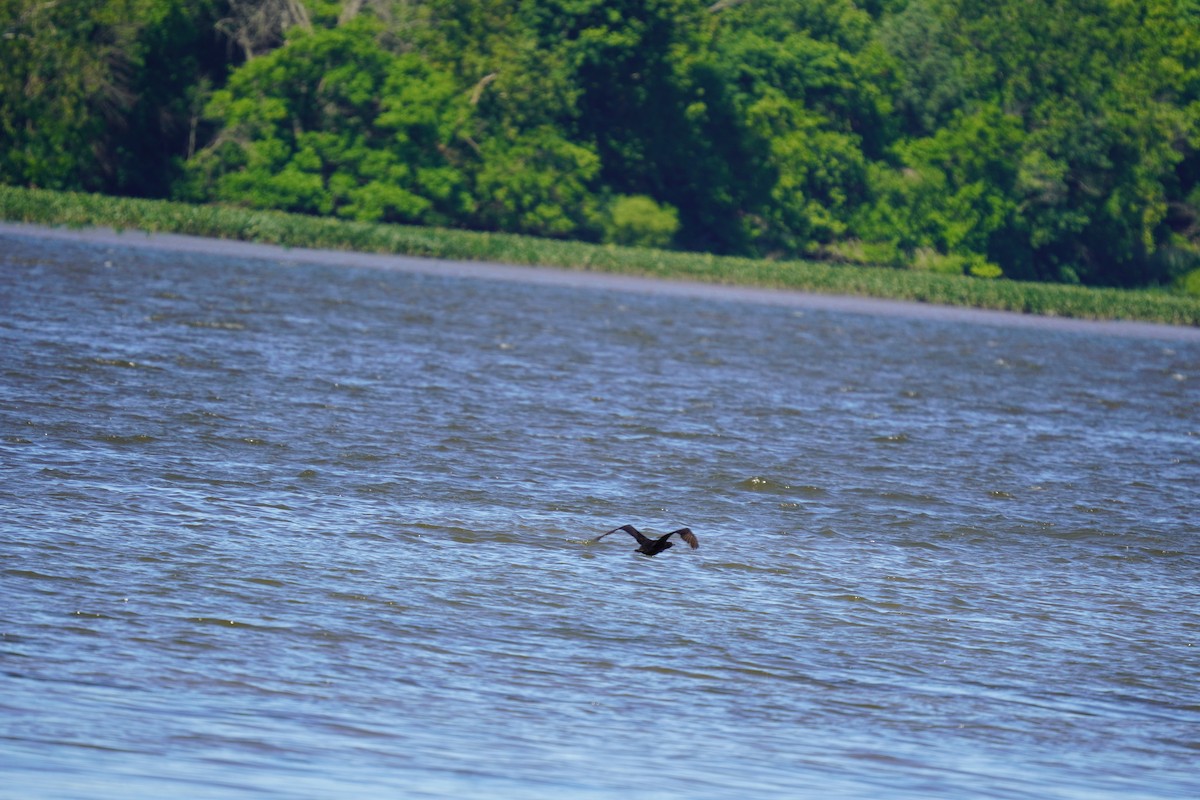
[[5, 220, 1200, 342]]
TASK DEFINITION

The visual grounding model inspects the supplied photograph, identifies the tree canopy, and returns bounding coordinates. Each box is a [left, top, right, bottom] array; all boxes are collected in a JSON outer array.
[[2, 0, 1198, 288]]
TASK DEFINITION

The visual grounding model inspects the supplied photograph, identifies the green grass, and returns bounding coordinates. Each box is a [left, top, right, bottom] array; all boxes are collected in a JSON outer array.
[[4, 184, 1199, 326]]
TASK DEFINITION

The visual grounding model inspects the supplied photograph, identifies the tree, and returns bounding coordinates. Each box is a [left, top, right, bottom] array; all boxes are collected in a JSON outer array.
[[517, 0, 764, 252], [182, 17, 472, 225], [119, 0, 229, 197], [872, 0, 1200, 285], [0, 0, 226, 196], [709, 0, 888, 254], [216, 0, 312, 61], [472, 126, 604, 237], [857, 104, 1023, 274]]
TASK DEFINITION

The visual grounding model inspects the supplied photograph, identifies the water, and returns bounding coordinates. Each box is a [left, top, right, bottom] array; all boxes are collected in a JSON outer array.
[[2, 225, 1198, 799]]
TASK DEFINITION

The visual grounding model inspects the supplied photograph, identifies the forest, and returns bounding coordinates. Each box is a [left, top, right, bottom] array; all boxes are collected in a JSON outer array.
[[2, 0, 1198, 290]]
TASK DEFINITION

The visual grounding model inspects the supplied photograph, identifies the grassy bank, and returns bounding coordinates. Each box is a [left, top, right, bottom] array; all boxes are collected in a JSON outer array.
[[3, 185, 1199, 326]]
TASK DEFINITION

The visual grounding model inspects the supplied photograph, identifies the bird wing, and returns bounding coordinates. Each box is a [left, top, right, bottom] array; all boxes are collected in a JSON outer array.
[[591, 524, 651, 545], [670, 527, 699, 549], [617, 524, 652, 545]]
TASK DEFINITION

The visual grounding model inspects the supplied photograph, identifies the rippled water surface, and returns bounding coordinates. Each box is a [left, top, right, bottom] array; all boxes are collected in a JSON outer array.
[[2, 226, 1198, 799]]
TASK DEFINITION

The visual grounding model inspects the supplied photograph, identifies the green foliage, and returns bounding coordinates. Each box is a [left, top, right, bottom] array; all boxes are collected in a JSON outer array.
[[871, 0, 1200, 285], [858, 105, 1024, 268], [3, 0, 1199, 289], [604, 195, 680, 248], [1178, 268, 1200, 297], [1171, 268, 1200, 297], [0, 0, 225, 195], [473, 127, 604, 238], [0, 0, 141, 190], [517, 0, 765, 252], [183, 18, 470, 226], [7, 184, 1199, 325], [969, 261, 1004, 280], [710, 0, 885, 254]]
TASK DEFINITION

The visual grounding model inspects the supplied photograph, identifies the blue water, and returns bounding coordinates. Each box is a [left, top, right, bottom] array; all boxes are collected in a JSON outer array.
[[2, 225, 1198, 799]]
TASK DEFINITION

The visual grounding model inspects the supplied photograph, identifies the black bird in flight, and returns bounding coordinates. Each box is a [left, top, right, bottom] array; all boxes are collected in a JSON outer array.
[[591, 524, 699, 556]]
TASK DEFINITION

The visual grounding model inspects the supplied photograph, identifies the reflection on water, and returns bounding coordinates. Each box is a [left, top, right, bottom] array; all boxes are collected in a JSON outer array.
[[1, 227, 1198, 799]]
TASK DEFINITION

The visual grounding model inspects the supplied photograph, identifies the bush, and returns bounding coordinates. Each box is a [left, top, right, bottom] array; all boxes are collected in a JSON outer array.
[[603, 195, 680, 249], [1177, 268, 1200, 298]]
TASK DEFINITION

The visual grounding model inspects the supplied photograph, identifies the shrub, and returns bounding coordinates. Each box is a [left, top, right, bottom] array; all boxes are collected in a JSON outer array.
[[1178, 268, 1200, 298], [603, 195, 680, 249]]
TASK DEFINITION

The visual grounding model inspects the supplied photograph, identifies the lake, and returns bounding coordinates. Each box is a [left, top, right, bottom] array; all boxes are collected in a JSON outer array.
[[2, 224, 1198, 799]]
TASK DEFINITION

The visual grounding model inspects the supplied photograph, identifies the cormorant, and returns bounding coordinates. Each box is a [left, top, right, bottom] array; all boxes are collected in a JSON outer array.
[[590, 524, 699, 556]]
